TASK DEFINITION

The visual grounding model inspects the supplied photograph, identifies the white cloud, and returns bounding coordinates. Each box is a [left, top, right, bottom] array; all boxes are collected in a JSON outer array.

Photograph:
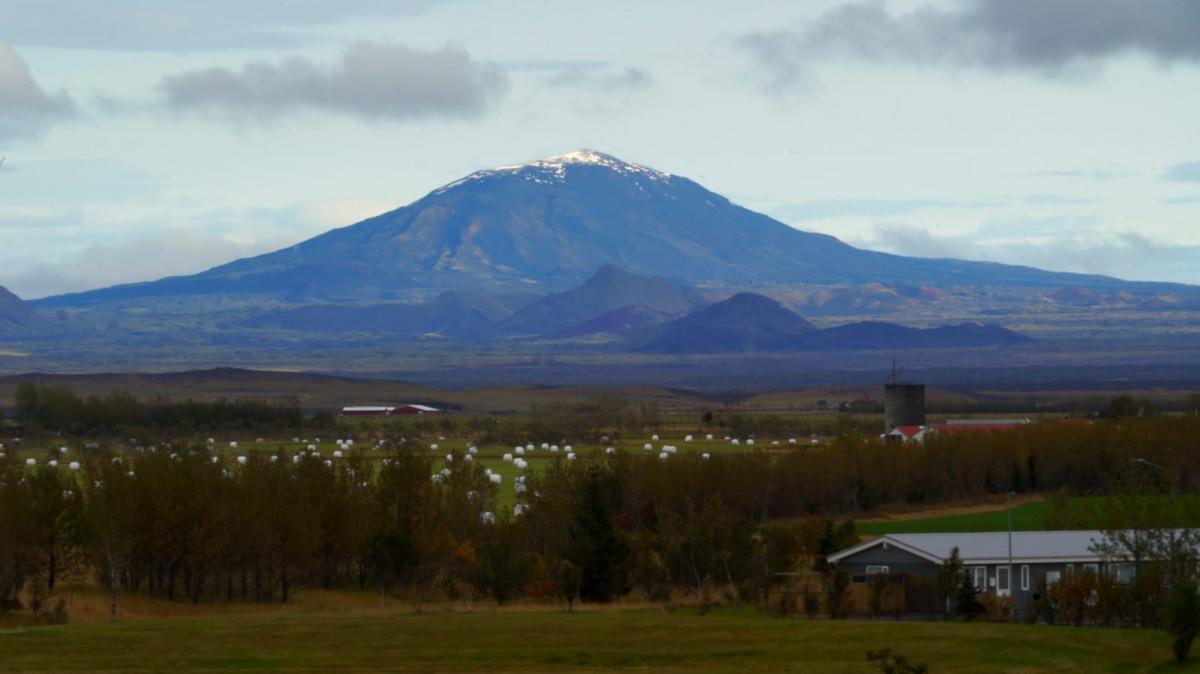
[[158, 42, 508, 122], [852, 222, 1200, 284], [0, 41, 76, 142], [0, 1, 446, 51]]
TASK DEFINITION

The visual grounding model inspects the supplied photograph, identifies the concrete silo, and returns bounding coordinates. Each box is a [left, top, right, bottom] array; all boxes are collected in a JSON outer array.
[[884, 384, 926, 431]]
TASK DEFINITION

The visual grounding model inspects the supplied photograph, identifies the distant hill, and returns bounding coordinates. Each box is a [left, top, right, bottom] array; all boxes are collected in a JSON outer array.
[[629, 292, 1030, 354], [496, 265, 705, 336], [796, 321, 1032, 350], [543, 304, 674, 340], [0, 285, 44, 331], [35, 149, 1185, 314], [631, 292, 819, 353]]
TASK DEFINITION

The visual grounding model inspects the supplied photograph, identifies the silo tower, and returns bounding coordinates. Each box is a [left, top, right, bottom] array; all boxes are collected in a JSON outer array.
[[883, 356, 925, 431]]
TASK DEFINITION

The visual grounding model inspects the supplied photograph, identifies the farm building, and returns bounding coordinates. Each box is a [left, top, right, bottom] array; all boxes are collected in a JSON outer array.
[[340, 404, 441, 416], [828, 530, 1136, 616], [886, 418, 1032, 443], [392, 404, 440, 415]]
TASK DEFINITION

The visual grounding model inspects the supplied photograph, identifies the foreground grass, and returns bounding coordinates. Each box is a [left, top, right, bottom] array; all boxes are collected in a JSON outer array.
[[1, 606, 1191, 673]]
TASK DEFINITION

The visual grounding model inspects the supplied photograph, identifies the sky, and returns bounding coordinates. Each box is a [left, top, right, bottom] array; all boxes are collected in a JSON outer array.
[[0, 0, 1198, 299]]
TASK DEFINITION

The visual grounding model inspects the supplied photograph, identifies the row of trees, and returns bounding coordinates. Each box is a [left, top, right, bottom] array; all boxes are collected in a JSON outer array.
[[3, 415, 1198, 621], [9, 383, 311, 434]]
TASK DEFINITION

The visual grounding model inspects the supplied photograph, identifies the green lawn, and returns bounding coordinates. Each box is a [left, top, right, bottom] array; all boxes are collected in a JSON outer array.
[[853, 498, 1114, 536], [0, 606, 1190, 673]]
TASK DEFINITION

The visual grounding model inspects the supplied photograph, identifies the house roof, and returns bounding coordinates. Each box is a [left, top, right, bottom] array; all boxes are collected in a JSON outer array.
[[399, 404, 440, 412], [829, 530, 1126, 565], [889, 425, 924, 438]]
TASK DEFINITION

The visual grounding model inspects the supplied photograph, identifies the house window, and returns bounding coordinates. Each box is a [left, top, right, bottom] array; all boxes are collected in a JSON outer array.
[[1045, 570, 1061, 587], [1020, 565, 1030, 591], [996, 566, 1010, 592], [866, 565, 889, 576], [1110, 562, 1136, 585], [969, 566, 987, 591], [1065, 563, 1074, 577], [1082, 563, 1099, 577]]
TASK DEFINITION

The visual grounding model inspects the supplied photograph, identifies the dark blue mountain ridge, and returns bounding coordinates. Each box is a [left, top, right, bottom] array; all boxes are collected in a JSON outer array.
[[628, 292, 1030, 354], [0, 285, 44, 331], [33, 149, 1188, 310]]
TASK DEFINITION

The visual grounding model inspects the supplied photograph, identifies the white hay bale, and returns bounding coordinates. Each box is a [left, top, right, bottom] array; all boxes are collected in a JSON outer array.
[[706, 434, 714, 440], [212, 456, 220, 464], [564, 445, 573, 452], [489, 474, 502, 485], [503, 453, 513, 462], [25, 458, 36, 467], [324, 459, 333, 467], [237, 456, 247, 465], [540, 443, 549, 450], [269, 455, 279, 463], [702, 453, 711, 461], [746, 439, 755, 446], [652, 434, 660, 441], [334, 450, 344, 459], [789, 438, 798, 445], [550, 444, 559, 452], [444, 454, 453, 463], [469, 446, 478, 454], [515, 447, 525, 456], [48, 459, 59, 468], [525, 444, 534, 451], [566, 453, 576, 461], [440, 468, 451, 477], [480, 511, 495, 524], [643, 443, 653, 450], [430, 443, 439, 450], [229, 441, 238, 449], [513, 504, 526, 517], [731, 439, 740, 446], [605, 447, 615, 455], [684, 435, 693, 442], [658, 452, 668, 460], [463, 454, 473, 462]]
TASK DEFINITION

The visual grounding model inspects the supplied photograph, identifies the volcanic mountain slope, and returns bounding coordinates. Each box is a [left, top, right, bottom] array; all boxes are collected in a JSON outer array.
[[0, 285, 44, 331], [34, 149, 1182, 313], [631, 292, 819, 353], [542, 304, 675, 340], [239, 291, 500, 338], [496, 265, 705, 336], [630, 292, 1031, 354]]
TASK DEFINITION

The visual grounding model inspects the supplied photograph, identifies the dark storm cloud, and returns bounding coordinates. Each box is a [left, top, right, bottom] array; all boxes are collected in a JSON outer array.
[[739, 0, 1200, 90], [0, 1, 447, 51], [158, 42, 508, 122]]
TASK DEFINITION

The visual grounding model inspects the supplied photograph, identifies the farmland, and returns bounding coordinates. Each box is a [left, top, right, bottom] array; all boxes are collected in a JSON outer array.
[[0, 604, 1191, 673]]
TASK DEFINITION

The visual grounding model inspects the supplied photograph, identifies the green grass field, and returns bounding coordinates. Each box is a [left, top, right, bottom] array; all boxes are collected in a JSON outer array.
[[0, 606, 1189, 673], [855, 501, 1064, 535]]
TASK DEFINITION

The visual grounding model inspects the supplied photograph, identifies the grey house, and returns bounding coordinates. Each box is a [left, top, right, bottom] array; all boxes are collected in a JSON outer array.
[[828, 531, 1135, 614]]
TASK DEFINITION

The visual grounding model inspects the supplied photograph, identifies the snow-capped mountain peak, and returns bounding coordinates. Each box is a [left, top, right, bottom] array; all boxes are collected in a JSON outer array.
[[435, 149, 670, 193]]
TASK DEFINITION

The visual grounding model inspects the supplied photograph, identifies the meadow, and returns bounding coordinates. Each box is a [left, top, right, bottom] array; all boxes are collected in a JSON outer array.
[[1, 603, 1190, 673]]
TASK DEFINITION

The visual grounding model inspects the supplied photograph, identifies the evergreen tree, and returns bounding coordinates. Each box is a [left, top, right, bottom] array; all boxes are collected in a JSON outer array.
[[955, 568, 984, 620], [1168, 580, 1200, 662], [568, 472, 628, 603]]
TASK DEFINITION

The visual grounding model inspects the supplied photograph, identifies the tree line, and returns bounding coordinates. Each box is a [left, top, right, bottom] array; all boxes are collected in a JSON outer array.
[[2, 416, 1198, 622]]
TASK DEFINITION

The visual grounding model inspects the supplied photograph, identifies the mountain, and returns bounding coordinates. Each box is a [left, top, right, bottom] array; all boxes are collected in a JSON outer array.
[[795, 321, 1032, 350], [542, 304, 675, 340], [0, 285, 44, 331], [240, 292, 497, 339], [629, 292, 1030, 354], [34, 149, 1181, 312], [631, 292, 819, 353], [496, 265, 705, 336]]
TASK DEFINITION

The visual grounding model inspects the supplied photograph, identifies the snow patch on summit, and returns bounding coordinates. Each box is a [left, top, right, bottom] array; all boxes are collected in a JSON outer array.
[[434, 149, 671, 193]]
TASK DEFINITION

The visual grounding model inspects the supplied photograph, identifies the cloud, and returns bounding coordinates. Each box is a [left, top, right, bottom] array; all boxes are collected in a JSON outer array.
[[0, 41, 76, 142], [739, 0, 1200, 91], [0, 1, 445, 51], [547, 66, 653, 91], [854, 222, 1200, 284], [0, 198, 393, 299], [1164, 161, 1200, 182], [157, 42, 508, 122], [0, 230, 292, 299]]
